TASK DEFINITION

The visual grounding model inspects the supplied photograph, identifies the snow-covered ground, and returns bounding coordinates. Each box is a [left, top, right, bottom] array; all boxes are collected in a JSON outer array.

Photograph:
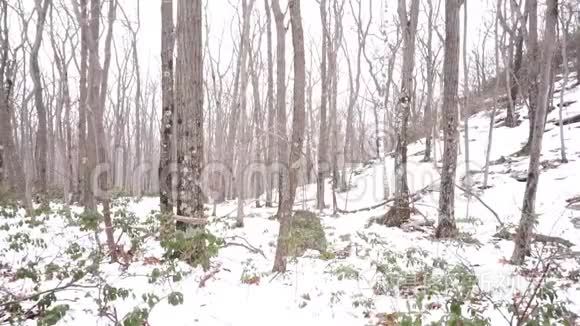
[[2, 76, 580, 325]]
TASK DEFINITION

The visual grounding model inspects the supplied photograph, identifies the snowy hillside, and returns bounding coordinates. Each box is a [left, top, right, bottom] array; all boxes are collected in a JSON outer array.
[[2, 77, 580, 325]]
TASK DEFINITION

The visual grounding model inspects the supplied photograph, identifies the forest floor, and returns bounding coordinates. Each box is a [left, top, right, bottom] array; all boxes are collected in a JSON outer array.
[[2, 75, 580, 325]]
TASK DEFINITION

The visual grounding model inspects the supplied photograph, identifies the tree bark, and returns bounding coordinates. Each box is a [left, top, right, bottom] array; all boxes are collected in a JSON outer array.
[[271, 0, 288, 215], [160, 0, 175, 213], [264, 0, 275, 207], [273, 0, 305, 273], [511, 0, 558, 265], [76, 0, 89, 205], [316, 0, 329, 210], [0, 7, 29, 206], [516, 0, 538, 156], [386, 0, 419, 226], [30, 0, 51, 199], [435, 0, 461, 238], [557, 11, 569, 163], [176, 0, 205, 227], [422, 0, 436, 162]]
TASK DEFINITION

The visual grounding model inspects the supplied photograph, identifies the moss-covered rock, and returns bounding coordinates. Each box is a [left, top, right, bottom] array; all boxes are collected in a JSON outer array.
[[288, 210, 327, 257]]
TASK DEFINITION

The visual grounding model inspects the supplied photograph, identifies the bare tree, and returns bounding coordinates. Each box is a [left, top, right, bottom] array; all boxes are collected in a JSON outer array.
[[316, 0, 329, 210], [328, 0, 345, 215], [0, 0, 30, 207], [175, 0, 205, 229], [420, 0, 442, 163], [272, 0, 305, 273], [160, 0, 175, 213], [234, 0, 256, 228], [384, 0, 419, 226], [30, 0, 51, 199], [271, 0, 288, 216], [49, 4, 77, 204], [483, 0, 503, 190], [119, 3, 143, 196], [516, 0, 538, 156], [511, 0, 558, 265], [264, 0, 275, 207], [557, 3, 572, 164], [435, 0, 462, 238], [339, 0, 370, 192]]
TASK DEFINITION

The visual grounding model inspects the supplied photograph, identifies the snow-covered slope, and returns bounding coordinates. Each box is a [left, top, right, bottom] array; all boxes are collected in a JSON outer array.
[[2, 75, 580, 325]]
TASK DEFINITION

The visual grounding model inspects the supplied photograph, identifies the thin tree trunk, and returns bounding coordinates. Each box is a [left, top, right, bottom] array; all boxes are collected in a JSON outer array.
[[0, 7, 30, 207], [273, 0, 305, 273], [557, 14, 569, 163], [422, 0, 436, 162], [435, 0, 461, 238], [516, 0, 538, 156], [272, 0, 288, 215], [462, 0, 471, 192], [160, 0, 175, 213], [264, 0, 275, 207], [316, 0, 329, 210], [30, 0, 51, 199], [511, 0, 558, 265], [76, 0, 89, 205], [385, 0, 419, 226]]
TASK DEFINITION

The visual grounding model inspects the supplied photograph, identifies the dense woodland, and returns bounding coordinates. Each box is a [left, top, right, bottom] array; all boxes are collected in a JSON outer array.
[[1, 0, 580, 324]]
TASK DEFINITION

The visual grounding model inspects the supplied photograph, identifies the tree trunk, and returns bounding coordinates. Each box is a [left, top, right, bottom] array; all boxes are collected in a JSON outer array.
[[423, 0, 435, 162], [273, 0, 305, 273], [316, 0, 329, 210], [557, 14, 569, 163], [483, 8, 501, 190], [264, 0, 275, 207], [517, 0, 538, 156], [160, 0, 175, 213], [506, 25, 525, 128], [435, 0, 461, 238], [76, 0, 89, 205], [0, 14, 29, 207], [250, 50, 263, 207], [30, 0, 51, 199], [176, 0, 205, 227], [511, 0, 558, 265], [272, 0, 288, 215], [462, 0, 471, 193], [386, 0, 419, 226]]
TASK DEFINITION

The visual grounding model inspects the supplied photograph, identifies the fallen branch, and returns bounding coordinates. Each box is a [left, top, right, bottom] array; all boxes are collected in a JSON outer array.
[[455, 183, 504, 228], [199, 266, 221, 288], [337, 185, 431, 214], [221, 236, 266, 259]]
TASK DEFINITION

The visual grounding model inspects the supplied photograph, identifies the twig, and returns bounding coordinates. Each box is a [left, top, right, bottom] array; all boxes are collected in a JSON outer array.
[[337, 185, 430, 214], [198, 266, 221, 288], [517, 262, 552, 325], [221, 235, 266, 259], [455, 183, 504, 227]]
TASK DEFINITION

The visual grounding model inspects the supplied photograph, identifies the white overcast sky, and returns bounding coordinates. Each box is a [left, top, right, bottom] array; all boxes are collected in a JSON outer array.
[[134, 0, 494, 85], [7, 0, 497, 116]]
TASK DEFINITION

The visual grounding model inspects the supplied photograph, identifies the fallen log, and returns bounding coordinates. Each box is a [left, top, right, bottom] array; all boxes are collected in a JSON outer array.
[[566, 195, 580, 205], [173, 215, 208, 226], [494, 231, 575, 248], [554, 113, 580, 126]]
